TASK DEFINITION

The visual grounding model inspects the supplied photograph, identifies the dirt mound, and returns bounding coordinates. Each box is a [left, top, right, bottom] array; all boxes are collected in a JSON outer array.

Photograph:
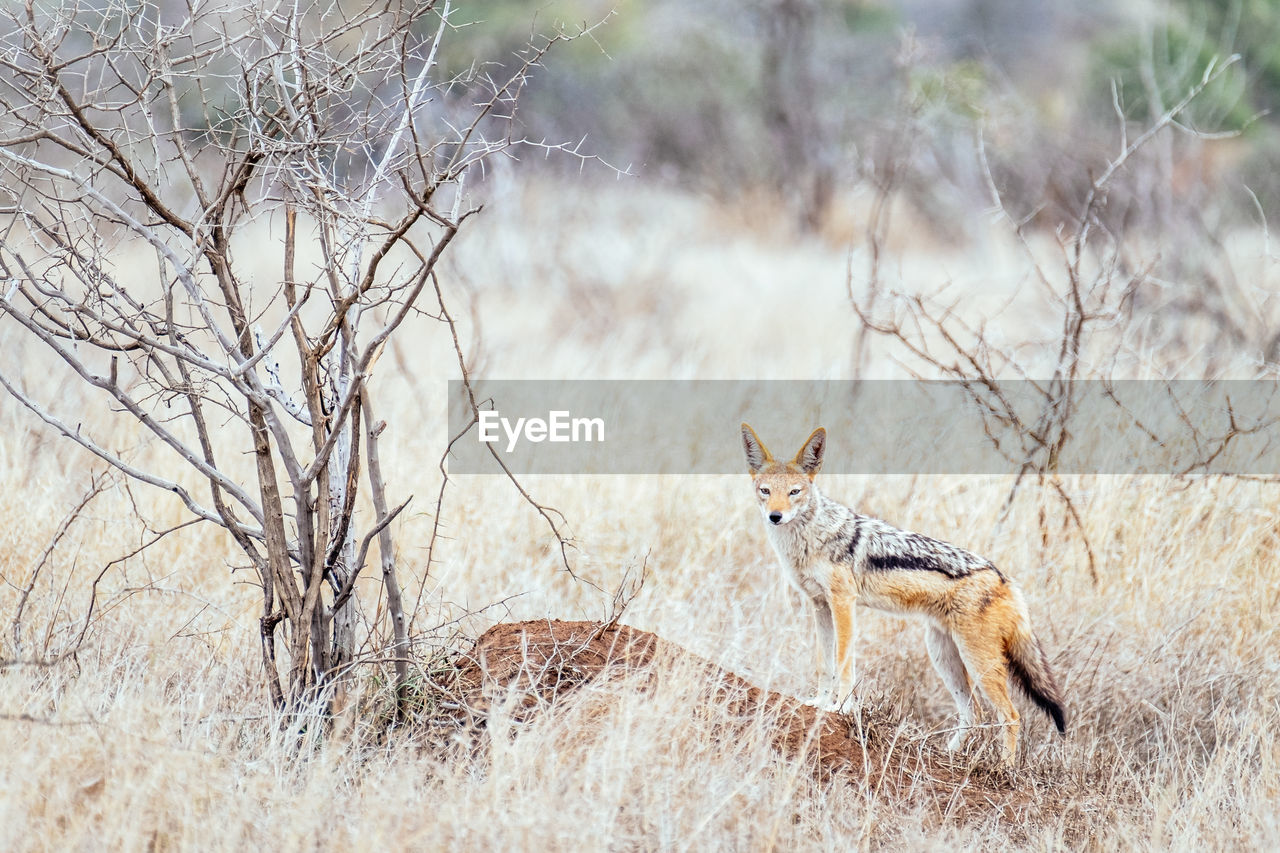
[[447, 620, 1060, 823]]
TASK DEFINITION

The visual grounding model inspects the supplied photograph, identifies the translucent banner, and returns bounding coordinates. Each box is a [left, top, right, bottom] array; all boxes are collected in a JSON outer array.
[[445, 380, 1280, 475]]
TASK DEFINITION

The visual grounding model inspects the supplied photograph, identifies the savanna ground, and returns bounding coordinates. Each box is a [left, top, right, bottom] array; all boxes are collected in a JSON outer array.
[[1, 174, 1278, 850]]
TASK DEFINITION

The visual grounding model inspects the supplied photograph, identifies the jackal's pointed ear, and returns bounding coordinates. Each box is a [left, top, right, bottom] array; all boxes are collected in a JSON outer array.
[[741, 423, 773, 475], [794, 427, 826, 479]]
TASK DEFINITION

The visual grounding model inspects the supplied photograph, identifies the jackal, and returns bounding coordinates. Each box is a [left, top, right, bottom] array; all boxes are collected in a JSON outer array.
[[741, 423, 1065, 765]]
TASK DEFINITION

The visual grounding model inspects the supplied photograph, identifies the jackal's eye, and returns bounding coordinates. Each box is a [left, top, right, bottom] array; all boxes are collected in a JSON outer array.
[[789, 487, 802, 496], [758, 486, 770, 496]]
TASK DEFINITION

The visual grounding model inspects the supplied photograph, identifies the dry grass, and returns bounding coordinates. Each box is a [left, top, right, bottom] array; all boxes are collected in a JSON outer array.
[[2, 177, 1279, 850]]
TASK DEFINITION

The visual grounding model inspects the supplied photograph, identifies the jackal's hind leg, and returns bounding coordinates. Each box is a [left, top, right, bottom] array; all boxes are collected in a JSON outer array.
[[976, 665, 1020, 766], [926, 626, 976, 753], [949, 627, 1021, 766]]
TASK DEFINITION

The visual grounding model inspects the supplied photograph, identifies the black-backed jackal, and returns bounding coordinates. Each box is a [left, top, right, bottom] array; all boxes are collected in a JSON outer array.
[[741, 424, 1066, 765]]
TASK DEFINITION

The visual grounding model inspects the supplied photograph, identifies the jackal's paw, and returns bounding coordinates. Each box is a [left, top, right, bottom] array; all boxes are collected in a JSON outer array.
[[945, 730, 969, 754], [799, 693, 832, 709], [821, 690, 859, 716], [809, 691, 858, 715]]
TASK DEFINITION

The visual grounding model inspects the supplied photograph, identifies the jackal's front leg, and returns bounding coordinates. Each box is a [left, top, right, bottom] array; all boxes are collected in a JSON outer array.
[[811, 598, 837, 706], [829, 591, 858, 714]]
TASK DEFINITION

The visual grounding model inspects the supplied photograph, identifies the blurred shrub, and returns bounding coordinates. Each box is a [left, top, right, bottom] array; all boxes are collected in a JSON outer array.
[[440, 0, 904, 227], [1091, 16, 1251, 133]]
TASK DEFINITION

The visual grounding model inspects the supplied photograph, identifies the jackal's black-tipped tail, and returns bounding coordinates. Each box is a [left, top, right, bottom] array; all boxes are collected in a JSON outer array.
[[1007, 632, 1066, 734]]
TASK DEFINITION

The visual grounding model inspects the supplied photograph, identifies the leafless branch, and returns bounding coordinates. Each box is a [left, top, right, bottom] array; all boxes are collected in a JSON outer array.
[[9, 471, 109, 654], [431, 272, 601, 595], [850, 53, 1250, 585]]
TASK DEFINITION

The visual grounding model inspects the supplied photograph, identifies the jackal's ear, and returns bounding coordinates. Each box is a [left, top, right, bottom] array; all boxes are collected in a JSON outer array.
[[741, 423, 773, 475], [794, 427, 825, 479]]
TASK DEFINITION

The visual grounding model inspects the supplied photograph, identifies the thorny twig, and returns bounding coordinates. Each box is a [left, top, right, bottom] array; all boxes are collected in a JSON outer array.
[[9, 472, 110, 654], [849, 54, 1250, 585], [591, 550, 651, 641], [429, 272, 603, 596]]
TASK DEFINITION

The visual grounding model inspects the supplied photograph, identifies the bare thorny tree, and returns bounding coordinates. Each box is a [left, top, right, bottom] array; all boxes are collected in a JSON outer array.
[[0, 0, 600, 712], [851, 53, 1278, 584]]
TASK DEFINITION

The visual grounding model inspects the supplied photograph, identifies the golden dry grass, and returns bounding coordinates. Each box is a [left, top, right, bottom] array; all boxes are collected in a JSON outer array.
[[1, 177, 1278, 850]]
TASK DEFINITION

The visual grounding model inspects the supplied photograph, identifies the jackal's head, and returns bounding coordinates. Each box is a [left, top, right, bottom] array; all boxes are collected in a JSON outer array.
[[741, 424, 825, 526]]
